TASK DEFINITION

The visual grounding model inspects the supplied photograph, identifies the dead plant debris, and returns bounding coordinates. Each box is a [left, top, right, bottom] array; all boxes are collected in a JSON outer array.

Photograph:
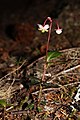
[[0, 48, 80, 119]]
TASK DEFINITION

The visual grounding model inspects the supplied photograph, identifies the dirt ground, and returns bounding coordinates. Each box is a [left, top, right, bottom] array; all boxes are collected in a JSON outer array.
[[0, 2, 80, 120]]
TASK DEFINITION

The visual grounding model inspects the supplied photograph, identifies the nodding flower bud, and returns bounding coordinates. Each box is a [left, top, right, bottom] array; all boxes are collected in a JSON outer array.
[[37, 24, 49, 33], [55, 21, 62, 34], [55, 28, 62, 34]]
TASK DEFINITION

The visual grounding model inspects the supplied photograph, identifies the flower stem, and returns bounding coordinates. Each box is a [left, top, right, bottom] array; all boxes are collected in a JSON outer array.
[[42, 17, 52, 81], [45, 17, 52, 62]]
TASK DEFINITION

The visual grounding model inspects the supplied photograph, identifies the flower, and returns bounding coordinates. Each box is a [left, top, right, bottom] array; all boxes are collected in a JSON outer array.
[[37, 24, 49, 33], [55, 28, 62, 34]]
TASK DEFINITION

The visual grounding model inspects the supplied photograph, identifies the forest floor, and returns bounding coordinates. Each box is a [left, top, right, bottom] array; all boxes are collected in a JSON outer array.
[[0, 3, 80, 120]]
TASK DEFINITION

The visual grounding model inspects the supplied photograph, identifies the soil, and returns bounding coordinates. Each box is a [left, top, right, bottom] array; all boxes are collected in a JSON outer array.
[[0, 1, 80, 120]]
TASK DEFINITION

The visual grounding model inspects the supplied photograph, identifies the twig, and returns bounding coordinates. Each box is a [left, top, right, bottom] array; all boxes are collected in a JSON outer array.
[[62, 81, 80, 87], [32, 81, 80, 95], [5, 78, 16, 98], [0, 60, 27, 81], [60, 64, 80, 73], [51, 64, 80, 81], [32, 87, 60, 95]]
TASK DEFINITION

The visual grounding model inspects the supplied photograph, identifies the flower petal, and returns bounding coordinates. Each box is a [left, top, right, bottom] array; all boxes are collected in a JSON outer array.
[[44, 24, 49, 30], [55, 29, 62, 34], [37, 24, 45, 32], [37, 24, 49, 33], [37, 24, 43, 29]]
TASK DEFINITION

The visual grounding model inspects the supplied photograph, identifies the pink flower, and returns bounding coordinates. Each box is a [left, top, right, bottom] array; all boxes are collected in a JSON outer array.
[[55, 28, 62, 34], [37, 24, 49, 33]]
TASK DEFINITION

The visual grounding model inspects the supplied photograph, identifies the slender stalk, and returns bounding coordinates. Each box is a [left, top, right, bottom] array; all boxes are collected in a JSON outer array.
[[42, 17, 52, 81], [38, 16, 62, 107], [45, 17, 52, 62]]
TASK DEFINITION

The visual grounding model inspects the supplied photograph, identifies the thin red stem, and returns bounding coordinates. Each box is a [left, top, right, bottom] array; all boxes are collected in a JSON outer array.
[[53, 19, 60, 29], [42, 17, 52, 81], [42, 17, 61, 81], [46, 19, 52, 62], [43, 17, 52, 62]]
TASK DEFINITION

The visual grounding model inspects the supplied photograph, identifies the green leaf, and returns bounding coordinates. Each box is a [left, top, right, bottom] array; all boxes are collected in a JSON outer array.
[[28, 103, 34, 110], [31, 78, 40, 85], [37, 106, 42, 112], [47, 51, 62, 62], [0, 99, 7, 107], [40, 100, 46, 105]]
